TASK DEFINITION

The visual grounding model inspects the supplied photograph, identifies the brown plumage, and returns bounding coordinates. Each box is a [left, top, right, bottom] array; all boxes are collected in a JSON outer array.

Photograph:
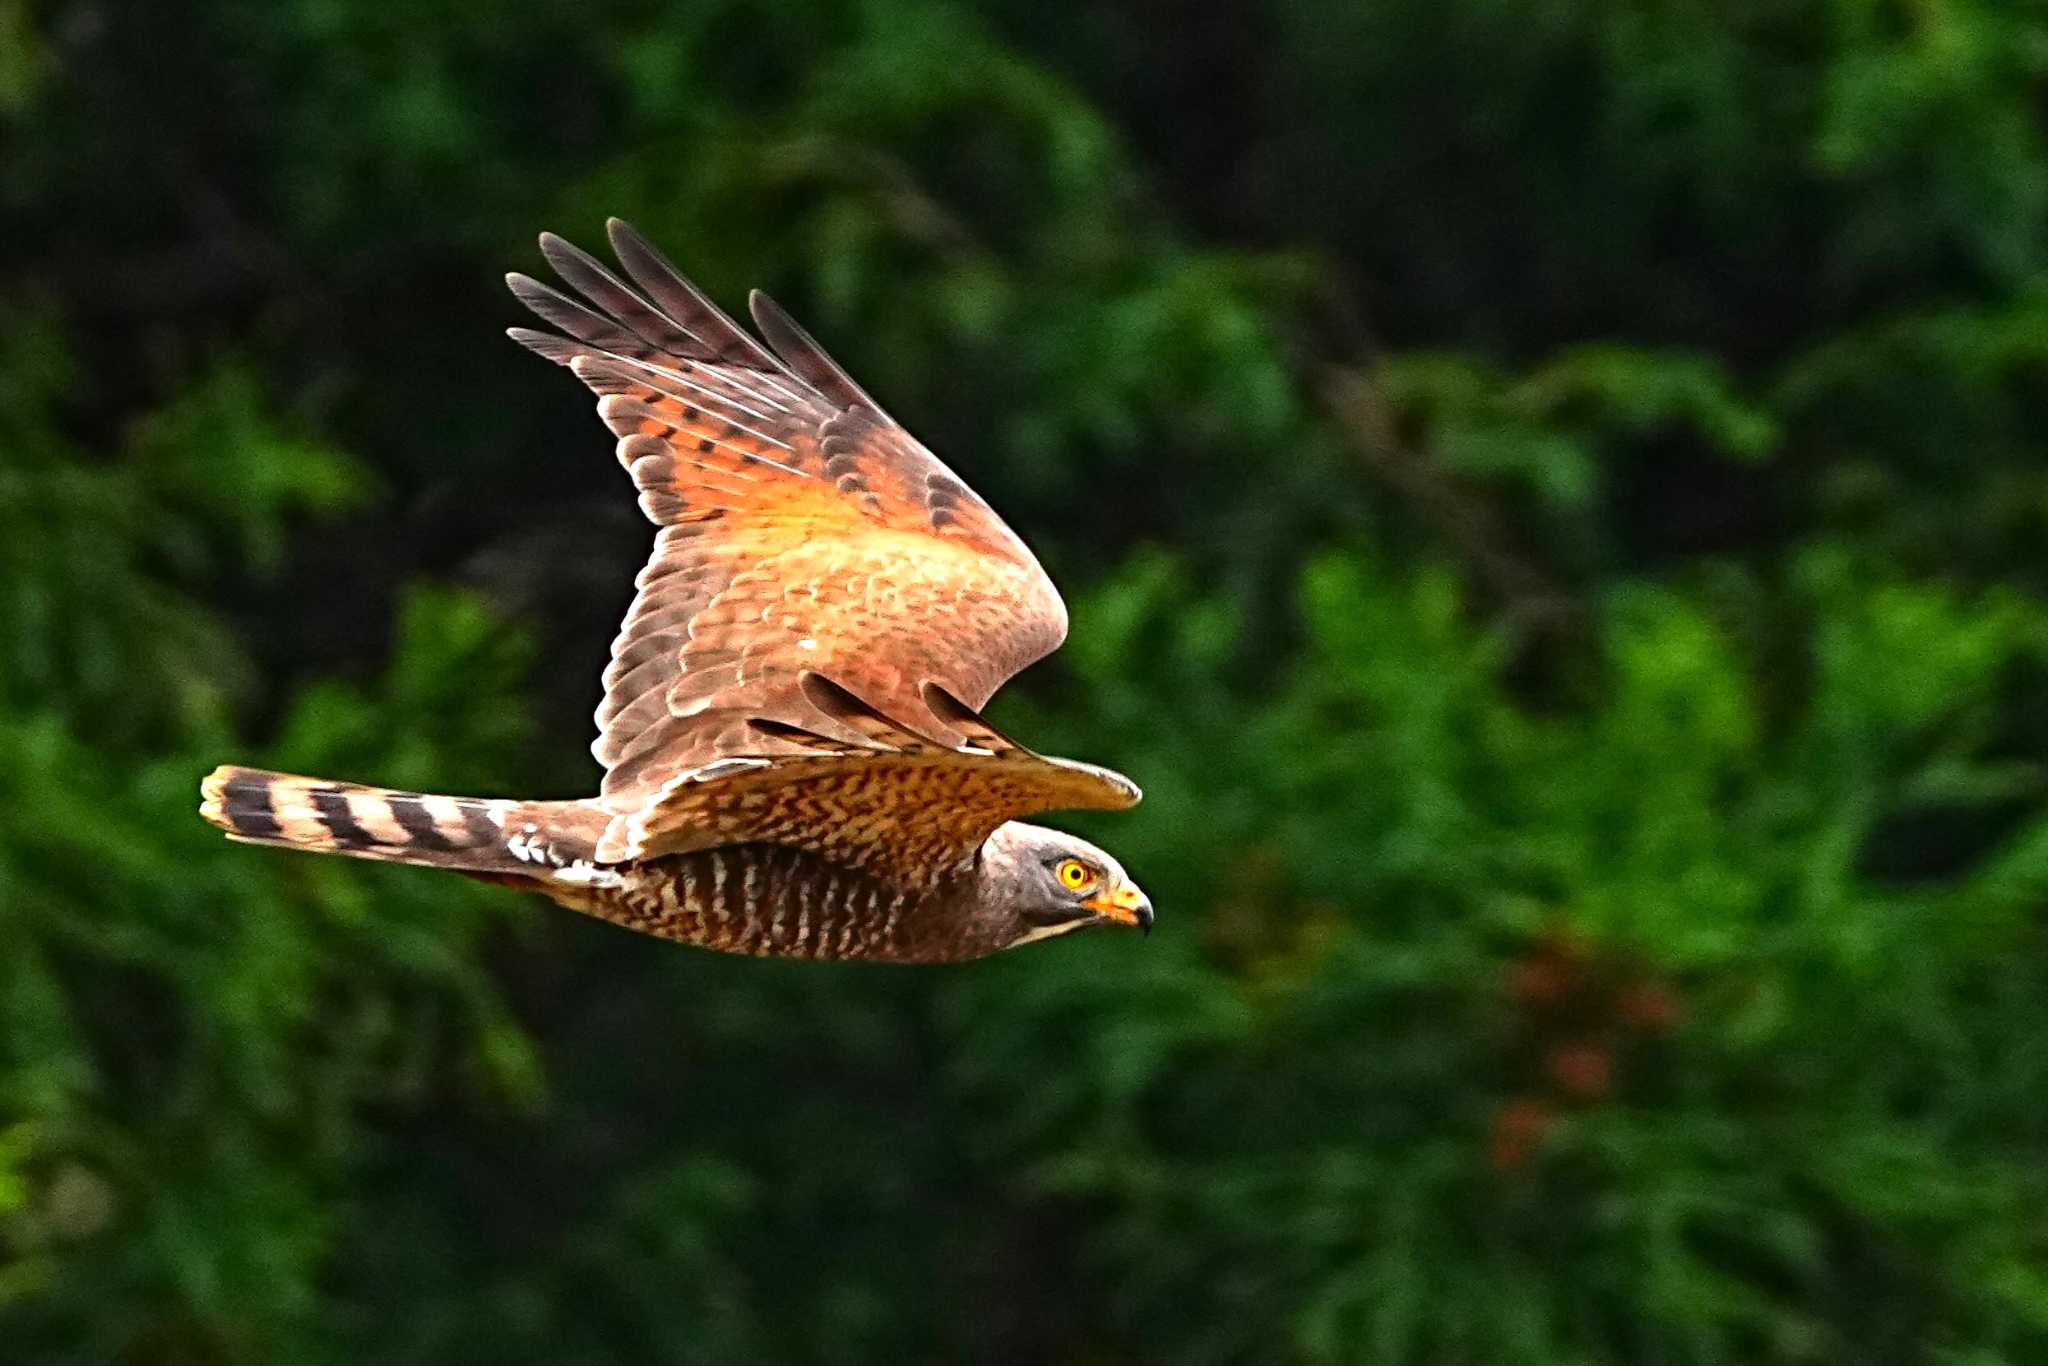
[[198, 219, 1149, 962]]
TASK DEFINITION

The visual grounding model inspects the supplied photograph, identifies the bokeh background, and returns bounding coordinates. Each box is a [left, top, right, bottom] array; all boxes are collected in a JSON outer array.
[[8, 1, 2048, 1362]]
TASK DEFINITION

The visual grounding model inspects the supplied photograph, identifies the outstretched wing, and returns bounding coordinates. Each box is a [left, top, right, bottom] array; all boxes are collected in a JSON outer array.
[[508, 220, 1070, 832]]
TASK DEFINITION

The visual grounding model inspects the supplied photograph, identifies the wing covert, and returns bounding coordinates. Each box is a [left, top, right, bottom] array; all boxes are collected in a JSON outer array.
[[589, 677, 1141, 880]]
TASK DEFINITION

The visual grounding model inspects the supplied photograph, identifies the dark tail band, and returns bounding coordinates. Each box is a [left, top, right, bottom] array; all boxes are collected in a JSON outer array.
[[199, 765, 606, 875]]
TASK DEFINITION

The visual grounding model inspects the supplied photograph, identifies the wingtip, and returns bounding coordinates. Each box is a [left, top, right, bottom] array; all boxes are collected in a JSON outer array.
[[506, 326, 583, 367], [539, 229, 606, 272], [1098, 764, 1144, 809], [747, 288, 797, 344], [536, 232, 581, 274], [566, 351, 630, 386]]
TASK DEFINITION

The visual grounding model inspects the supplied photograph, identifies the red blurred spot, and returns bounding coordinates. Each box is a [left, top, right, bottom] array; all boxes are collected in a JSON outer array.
[[1546, 1041, 1613, 1099], [1490, 1098, 1555, 1172], [1507, 958, 1574, 1007], [1617, 982, 1682, 1032]]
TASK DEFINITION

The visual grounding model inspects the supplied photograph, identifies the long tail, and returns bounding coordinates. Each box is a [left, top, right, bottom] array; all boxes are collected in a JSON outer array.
[[199, 765, 611, 878]]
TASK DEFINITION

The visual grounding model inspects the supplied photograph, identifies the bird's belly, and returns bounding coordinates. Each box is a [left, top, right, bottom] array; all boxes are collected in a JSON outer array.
[[540, 843, 969, 962]]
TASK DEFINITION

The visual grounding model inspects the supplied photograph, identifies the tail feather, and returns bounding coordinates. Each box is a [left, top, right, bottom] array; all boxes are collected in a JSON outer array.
[[199, 765, 610, 876]]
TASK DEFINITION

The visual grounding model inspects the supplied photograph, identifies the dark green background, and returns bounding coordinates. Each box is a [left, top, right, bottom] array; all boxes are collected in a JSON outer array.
[[7, 1, 2048, 1361]]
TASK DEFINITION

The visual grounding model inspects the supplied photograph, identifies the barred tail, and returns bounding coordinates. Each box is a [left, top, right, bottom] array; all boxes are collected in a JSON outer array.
[[198, 765, 608, 877]]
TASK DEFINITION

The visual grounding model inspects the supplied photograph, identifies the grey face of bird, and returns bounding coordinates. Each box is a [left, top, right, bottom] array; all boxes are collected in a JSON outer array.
[[980, 822, 1153, 950]]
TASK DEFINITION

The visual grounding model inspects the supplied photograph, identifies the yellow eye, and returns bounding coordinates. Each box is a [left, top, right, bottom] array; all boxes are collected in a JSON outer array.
[[1056, 858, 1096, 892]]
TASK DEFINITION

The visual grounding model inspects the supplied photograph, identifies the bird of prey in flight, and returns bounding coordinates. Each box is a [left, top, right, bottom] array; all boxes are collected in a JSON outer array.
[[201, 219, 1149, 962]]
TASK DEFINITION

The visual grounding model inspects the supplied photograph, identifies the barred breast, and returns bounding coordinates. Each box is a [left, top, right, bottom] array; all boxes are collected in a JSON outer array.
[[541, 843, 975, 963]]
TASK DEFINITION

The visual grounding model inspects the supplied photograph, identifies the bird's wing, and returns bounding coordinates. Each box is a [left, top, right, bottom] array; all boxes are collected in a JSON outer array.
[[508, 220, 1070, 832], [597, 676, 1139, 882]]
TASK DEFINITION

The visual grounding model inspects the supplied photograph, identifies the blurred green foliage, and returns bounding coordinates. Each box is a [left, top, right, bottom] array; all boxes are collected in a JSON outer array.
[[6, 0, 2048, 1362]]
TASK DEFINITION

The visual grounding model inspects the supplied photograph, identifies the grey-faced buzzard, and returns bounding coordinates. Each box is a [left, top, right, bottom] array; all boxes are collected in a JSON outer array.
[[200, 220, 1148, 962]]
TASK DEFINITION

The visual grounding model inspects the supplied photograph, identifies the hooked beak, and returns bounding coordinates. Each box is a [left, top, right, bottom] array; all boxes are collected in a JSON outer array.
[[1083, 882, 1154, 935]]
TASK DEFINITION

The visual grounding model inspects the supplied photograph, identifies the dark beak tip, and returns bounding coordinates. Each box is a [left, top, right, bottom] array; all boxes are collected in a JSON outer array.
[[1137, 902, 1155, 935]]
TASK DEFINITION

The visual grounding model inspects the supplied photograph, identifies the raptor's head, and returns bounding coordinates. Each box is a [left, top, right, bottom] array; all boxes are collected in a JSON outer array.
[[979, 821, 1152, 950]]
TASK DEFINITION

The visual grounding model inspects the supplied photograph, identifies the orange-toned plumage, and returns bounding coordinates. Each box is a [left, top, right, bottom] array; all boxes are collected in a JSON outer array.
[[199, 220, 1146, 963]]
